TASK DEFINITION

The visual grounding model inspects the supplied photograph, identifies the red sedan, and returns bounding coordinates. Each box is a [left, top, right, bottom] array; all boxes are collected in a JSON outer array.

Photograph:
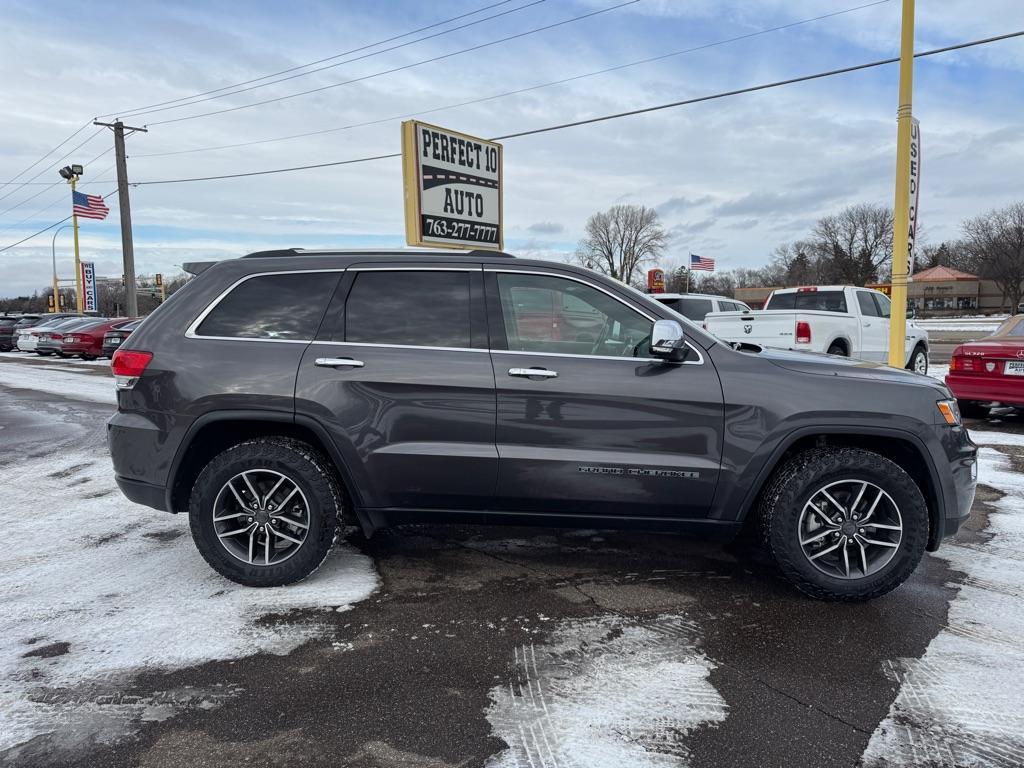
[[946, 314, 1024, 418], [60, 318, 135, 360]]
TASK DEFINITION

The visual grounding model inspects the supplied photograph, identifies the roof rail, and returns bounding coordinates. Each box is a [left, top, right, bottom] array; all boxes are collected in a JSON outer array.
[[239, 248, 515, 259]]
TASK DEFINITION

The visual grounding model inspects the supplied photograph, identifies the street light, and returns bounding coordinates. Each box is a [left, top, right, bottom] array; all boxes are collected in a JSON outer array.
[[58, 165, 85, 312], [51, 224, 72, 313]]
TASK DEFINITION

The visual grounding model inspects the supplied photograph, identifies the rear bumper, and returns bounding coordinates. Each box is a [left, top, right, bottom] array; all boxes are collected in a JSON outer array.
[[115, 475, 171, 512], [61, 342, 98, 356], [946, 373, 1024, 407]]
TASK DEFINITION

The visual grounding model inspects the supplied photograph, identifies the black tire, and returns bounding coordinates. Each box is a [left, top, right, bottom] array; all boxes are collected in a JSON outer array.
[[189, 437, 342, 587], [906, 345, 928, 375], [758, 447, 928, 601], [826, 343, 847, 357], [958, 400, 990, 420]]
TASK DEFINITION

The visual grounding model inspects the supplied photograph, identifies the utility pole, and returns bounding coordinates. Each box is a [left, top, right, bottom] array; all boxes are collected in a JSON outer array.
[[887, 0, 915, 368], [94, 120, 147, 317], [51, 224, 71, 314]]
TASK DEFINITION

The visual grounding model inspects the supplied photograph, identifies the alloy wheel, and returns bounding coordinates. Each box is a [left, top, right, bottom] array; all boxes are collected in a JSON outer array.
[[211, 469, 310, 566], [797, 479, 903, 580]]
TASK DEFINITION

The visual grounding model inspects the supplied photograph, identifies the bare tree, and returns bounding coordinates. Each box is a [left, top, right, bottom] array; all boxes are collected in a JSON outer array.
[[575, 204, 668, 284], [808, 203, 894, 285], [963, 202, 1024, 311]]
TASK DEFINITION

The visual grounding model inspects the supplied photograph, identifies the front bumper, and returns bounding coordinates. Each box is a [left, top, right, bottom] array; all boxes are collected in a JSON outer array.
[[934, 424, 978, 546], [946, 372, 1024, 407]]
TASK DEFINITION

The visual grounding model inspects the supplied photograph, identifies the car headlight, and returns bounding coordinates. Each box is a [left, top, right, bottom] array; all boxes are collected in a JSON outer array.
[[937, 399, 962, 426]]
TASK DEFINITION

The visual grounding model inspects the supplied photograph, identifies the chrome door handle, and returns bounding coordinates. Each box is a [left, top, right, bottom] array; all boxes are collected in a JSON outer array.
[[508, 367, 557, 378], [315, 357, 364, 368]]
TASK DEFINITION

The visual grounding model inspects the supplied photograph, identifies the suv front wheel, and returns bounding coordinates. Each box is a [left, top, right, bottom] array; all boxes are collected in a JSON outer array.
[[189, 437, 341, 587], [758, 447, 928, 601]]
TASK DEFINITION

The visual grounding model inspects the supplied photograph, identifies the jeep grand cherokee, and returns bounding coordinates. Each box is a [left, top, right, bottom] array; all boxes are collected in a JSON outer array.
[[107, 249, 977, 601]]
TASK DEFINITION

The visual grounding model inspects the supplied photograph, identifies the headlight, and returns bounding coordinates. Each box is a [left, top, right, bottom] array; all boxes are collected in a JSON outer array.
[[937, 399, 962, 426]]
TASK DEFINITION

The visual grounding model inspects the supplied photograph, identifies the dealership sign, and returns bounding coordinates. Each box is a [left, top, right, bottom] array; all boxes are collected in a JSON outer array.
[[906, 118, 921, 276], [401, 120, 503, 250], [80, 261, 97, 313]]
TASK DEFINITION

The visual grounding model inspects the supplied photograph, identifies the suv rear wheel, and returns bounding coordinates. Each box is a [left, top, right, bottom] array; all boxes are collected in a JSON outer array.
[[758, 447, 927, 601], [189, 437, 341, 587]]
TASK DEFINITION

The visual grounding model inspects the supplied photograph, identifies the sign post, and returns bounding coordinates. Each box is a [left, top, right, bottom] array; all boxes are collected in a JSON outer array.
[[887, 0, 916, 369], [401, 120, 503, 250]]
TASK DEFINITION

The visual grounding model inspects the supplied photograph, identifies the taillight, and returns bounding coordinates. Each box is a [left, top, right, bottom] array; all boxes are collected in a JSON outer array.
[[951, 355, 975, 372], [111, 349, 153, 389], [796, 321, 812, 344]]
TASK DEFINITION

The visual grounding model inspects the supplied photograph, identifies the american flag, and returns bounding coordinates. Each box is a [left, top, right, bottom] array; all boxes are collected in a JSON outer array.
[[72, 190, 109, 220], [690, 253, 715, 272]]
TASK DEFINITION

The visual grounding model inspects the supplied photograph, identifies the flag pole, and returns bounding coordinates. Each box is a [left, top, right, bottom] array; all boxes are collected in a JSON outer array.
[[70, 177, 83, 313]]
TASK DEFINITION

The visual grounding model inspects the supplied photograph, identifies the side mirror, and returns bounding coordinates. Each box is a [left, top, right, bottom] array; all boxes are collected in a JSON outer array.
[[650, 319, 690, 362]]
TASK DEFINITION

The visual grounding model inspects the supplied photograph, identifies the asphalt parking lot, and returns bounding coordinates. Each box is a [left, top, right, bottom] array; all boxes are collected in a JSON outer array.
[[2, 344, 1022, 768]]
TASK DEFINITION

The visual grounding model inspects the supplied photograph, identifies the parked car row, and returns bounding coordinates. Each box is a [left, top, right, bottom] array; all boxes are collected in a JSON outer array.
[[1, 313, 141, 360]]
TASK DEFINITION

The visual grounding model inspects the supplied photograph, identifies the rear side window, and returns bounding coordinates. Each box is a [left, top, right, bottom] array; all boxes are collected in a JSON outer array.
[[196, 272, 337, 340], [345, 271, 471, 348], [767, 291, 848, 313], [660, 297, 714, 321]]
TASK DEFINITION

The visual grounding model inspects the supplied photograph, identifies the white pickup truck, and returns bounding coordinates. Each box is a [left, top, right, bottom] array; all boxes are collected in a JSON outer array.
[[704, 285, 930, 373]]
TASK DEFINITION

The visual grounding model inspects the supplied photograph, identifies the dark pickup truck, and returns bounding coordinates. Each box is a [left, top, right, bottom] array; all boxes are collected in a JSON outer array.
[[107, 249, 977, 601]]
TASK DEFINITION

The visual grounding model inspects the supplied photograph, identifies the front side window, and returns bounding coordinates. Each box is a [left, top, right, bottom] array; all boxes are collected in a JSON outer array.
[[345, 270, 471, 348], [872, 293, 891, 318], [496, 273, 650, 357], [196, 272, 337, 340]]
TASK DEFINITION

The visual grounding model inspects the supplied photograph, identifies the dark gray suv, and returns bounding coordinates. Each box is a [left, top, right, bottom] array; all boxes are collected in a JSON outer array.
[[108, 249, 977, 600]]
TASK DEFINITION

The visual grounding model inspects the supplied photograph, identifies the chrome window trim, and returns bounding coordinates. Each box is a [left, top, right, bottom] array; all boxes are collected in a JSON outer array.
[[348, 266, 481, 272], [486, 268, 704, 366], [184, 269, 347, 341], [310, 340, 487, 353]]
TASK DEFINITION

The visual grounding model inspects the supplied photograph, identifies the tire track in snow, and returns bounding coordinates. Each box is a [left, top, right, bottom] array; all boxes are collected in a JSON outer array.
[[486, 614, 727, 767], [862, 441, 1024, 768]]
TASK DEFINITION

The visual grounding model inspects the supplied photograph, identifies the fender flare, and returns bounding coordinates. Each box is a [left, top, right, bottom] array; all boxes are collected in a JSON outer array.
[[735, 424, 945, 550], [165, 410, 364, 514]]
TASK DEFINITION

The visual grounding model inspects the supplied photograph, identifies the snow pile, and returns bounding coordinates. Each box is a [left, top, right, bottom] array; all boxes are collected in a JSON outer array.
[[862, 434, 1024, 767], [0, 363, 116, 404], [0, 448, 379, 758], [486, 614, 727, 767]]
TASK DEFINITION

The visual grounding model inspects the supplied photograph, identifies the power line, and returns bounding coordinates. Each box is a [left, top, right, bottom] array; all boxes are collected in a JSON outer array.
[[0, 144, 113, 220], [0, 128, 106, 207], [3, 28, 1021, 252], [144, 0, 639, 127], [98, 0, 526, 118], [0, 189, 118, 254], [116, 0, 545, 121], [130, 30, 1024, 186], [0, 120, 94, 189], [1, 162, 117, 232], [133, 0, 892, 160]]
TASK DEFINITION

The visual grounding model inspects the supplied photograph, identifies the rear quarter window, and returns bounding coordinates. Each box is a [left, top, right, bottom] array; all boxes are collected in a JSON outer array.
[[661, 297, 714, 321], [195, 272, 339, 340]]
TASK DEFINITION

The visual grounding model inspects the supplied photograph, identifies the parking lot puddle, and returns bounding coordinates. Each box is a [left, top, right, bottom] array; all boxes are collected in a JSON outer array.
[[862, 437, 1024, 767], [485, 613, 727, 767], [0, 448, 380, 763]]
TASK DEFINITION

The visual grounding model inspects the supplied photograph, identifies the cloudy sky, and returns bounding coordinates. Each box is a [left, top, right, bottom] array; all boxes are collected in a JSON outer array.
[[1, 0, 1022, 297]]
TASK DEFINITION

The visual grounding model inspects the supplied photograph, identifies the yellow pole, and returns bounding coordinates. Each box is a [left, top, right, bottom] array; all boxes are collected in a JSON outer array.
[[70, 176, 84, 313], [888, 0, 915, 367]]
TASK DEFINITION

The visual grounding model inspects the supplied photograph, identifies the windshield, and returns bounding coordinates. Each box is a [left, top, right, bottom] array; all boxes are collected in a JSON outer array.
[[993, 316, 1024, 337]]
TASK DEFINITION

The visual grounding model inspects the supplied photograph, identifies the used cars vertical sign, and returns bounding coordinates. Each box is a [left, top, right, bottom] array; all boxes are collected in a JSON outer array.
[[402, 120, 503, 250]]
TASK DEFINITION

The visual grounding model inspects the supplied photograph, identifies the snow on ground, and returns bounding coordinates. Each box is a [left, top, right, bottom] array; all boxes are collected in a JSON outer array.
[[0, 351, 111, 368], [862, 435, 1024, 767], [0, 446, 379, 759], [0, 361, 115, 404], [485, 614, 727, 768], [915, 316, 1005, 333]]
